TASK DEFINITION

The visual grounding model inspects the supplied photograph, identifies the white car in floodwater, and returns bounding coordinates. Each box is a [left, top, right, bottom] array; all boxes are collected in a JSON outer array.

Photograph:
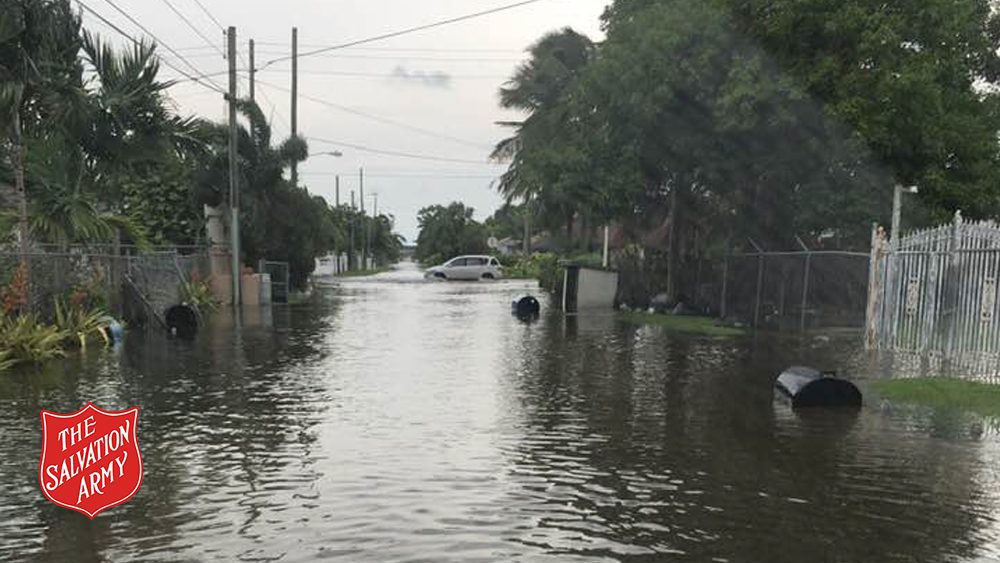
[[424, 255, 504, 281]]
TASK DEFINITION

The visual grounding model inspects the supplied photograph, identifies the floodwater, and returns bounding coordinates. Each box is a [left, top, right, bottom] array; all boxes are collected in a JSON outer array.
[[2, 261, 1000, 562]]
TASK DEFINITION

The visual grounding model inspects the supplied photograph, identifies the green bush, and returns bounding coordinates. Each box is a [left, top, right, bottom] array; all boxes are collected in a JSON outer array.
[[53, 299, 108, 349], [0, 314, 68, 367], [503, 253, 566, 293], [181, 279, 219, 312], [0, 350, 14, 372]]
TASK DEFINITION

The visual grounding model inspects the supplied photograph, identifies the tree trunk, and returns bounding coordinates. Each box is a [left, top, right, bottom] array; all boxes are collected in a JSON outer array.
[[666, 182, 680, 301], [522, 198, 531, 254], [12, 109, 31, 302], [565, 212, 575, 249]]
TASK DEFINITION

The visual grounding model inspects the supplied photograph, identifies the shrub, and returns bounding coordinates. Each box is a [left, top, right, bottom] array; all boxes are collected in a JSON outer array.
[[0, 263, 29, 316], [53, 299, 108, 348], [503, 253, 564, 293], [0, 314, 68, 366], [181, 279, 219, 312]]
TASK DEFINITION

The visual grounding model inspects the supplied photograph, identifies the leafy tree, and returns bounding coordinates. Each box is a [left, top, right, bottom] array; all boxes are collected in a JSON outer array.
[[492, 28, 600, 240], [720, 0, 1000, 222], [415, 202, 489, 265], [0, 0, 83, 255], [484, 203, 525, 241]]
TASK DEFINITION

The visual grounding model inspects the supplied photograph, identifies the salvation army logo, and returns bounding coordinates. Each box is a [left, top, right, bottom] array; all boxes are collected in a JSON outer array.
[[38, 404, 143, 519]]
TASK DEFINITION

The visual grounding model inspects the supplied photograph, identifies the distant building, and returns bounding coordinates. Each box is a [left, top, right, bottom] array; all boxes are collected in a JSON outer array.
[[314, 254, 348, 276]]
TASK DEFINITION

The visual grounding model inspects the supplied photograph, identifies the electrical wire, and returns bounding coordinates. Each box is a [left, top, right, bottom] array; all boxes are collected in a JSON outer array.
[[264, 53, 522, 63], [302, 171, 498, 179], [190, 0, 226, 32], [256, 79, 491, 150], [259, 68, 506, 80], [254, 44, 524, 54], [256, 85, 291, 131], [76, 0, 226, 94], [258, 0, 548, 70], [95, 0, 227, 92], [157, 0, 225, 59], [308, 136, 494, 165]]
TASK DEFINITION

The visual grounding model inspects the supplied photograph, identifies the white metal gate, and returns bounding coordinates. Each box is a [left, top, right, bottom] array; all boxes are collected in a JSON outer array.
[[867, 212, 1000, 378]]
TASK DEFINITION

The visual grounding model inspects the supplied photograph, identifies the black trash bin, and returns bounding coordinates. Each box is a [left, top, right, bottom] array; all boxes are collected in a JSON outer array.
[[775, 366, 862, 409], [512, 296, 541, 320]]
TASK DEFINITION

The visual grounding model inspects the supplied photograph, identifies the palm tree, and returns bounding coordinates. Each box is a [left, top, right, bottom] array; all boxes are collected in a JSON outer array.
[[79, 32, 202, 207], [23, 134, 146, 247], [491, 28, 595, 245], [191, 97, 308, 269], [0, 0, 83, 265]]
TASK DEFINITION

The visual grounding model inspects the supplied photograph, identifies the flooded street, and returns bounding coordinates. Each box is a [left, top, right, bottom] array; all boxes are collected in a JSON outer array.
[[2, 261, 1000, 562]]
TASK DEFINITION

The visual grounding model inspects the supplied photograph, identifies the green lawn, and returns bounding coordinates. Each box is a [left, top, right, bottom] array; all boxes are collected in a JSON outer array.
[[619, 312, 747, 337], [873, 378, 1000, 418]]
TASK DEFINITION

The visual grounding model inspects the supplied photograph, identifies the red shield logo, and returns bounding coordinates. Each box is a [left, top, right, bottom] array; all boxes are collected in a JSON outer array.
[[38, 404, 143, 519]]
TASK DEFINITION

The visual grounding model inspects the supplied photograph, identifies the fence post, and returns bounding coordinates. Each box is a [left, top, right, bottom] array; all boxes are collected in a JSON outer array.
[[796, 236, 811, 332], [719, 250, 729, 320], [865, 223, 883, 349], [944, 211, 963, 359], [749, 238, 764, 328]]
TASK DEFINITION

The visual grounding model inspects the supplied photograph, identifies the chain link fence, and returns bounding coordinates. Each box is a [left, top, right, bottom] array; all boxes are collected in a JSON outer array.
[[0, 246, 209, 327], [721, 250, 870, 330]]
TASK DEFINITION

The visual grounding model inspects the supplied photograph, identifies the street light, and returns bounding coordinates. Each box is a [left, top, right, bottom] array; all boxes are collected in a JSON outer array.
[[310, 150, 343, 158], [891, 184, 919, 247]]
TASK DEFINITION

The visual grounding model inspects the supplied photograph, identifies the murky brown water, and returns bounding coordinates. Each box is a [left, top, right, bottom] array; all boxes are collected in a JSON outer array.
[[2, 261, 1000, 562]]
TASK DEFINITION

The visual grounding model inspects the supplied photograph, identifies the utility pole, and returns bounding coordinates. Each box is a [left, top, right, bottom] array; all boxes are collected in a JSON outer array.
[[290, 27, 299, 186], [248, 39, 255, 102], [335, 175, 340, 207], [350, 190, 356, 270], [369, 192, 378, 268], [358, 167, 368, 270], [228, 27, 241, 305]]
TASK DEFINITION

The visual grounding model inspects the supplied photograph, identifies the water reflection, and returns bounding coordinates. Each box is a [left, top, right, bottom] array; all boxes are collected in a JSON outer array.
[[0, 263, 998, 562]]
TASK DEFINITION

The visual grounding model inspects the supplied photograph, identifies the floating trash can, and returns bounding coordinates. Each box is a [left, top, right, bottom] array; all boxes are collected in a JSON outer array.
[[775, 366, 862, 408], [165, 304, 200, 340], [512, 296, 541, 320]]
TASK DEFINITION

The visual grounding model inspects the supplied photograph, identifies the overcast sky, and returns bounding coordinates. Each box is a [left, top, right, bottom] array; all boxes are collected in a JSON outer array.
[[79, 0, 610, 242]]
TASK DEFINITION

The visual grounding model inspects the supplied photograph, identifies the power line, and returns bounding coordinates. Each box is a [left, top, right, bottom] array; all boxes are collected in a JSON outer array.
[[259, 68, 506, 80], [256, 79, 490, 150], [94, 0, 227, 92], [157, 0, 225, 59], [175, 44, 525, 55], [160, 66, 508, 81], [76, 0, 226, 94], [256, 85, 291, 131], [190, 0, 225, 32], [265, 53, 522, 63], [255, 44, 525, 54], [302, 171, 498, 179], [175, 51, 523, 63], [308, 136, 494, 165], [259, 0, 548, 70]]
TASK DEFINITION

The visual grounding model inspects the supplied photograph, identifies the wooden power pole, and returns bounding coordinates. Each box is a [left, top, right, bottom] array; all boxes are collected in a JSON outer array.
[[248, 39, 255, 102], [228, 27, 241, 305], [290, 27, 299, 187]]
